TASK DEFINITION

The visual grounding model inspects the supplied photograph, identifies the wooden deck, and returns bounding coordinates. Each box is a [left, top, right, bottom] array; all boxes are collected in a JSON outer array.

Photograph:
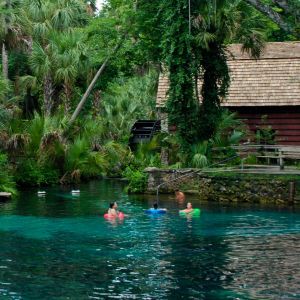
[[202, 165, 300, 175], [214, 144, 300, 170]]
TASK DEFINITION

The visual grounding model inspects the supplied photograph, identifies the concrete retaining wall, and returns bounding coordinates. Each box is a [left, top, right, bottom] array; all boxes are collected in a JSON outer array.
[[144, 167, 300, 205]]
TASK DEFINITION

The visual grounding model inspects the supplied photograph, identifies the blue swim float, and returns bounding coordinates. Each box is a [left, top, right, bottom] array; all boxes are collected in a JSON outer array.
[[145, 208, 167, 215]]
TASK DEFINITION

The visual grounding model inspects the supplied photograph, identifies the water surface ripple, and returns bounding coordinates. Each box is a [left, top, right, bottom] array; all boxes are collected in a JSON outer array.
[[0, 180, 299, 299]]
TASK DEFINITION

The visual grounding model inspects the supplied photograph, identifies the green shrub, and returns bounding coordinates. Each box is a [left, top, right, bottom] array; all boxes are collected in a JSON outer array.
[[100, 72, 157, 143], [244, 154, 257, 165], [15, 159, 59, 186], [255, 115, 276, 145], [122, 167, 148, 193], [0, 153, 17, 195], [63, 138, 107, 183]]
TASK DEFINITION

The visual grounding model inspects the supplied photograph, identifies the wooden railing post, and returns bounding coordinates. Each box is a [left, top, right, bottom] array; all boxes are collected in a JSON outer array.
[[279, 150, 284, 170], [289, 181, 295, 204]]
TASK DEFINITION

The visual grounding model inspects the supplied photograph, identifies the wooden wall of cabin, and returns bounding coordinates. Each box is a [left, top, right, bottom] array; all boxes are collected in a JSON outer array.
[[229, 106, 300, 145]]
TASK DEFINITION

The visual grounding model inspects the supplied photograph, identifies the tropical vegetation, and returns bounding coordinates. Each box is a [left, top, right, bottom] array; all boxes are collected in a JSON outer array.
[[0, 0, 298, 193]]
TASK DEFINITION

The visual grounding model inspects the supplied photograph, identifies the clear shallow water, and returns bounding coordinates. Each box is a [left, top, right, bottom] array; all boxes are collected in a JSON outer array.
[[0, 180, 299, 299]]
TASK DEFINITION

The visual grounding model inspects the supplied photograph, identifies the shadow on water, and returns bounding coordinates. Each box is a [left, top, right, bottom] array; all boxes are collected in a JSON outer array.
[[0, 179, 298, 299]]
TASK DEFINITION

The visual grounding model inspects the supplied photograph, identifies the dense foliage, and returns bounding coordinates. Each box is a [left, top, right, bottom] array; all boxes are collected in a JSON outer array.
[[0, 153, 17, 195], [161, 0, 266, 146], [162, 0, 199, 146], [0, 0, 297, 193]]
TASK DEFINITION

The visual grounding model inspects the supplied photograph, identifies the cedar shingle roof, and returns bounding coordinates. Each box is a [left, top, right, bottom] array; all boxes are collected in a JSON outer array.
[[156, 41, 300, 108]]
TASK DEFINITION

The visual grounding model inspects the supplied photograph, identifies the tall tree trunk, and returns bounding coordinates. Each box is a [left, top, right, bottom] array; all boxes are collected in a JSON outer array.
[[43, 73, 54, 116], [92, 90, 101, 119], [64, 82, 72, 114], [68, 37, 124, 127], [273, 0, 298, 17], [199, 43, 229, 140], [2, 43, 8, 80], [245, 0, 292, 33]]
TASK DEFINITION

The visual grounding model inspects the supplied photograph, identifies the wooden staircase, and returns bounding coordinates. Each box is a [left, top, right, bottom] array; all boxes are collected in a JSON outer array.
[[129, 120, 161, 150]]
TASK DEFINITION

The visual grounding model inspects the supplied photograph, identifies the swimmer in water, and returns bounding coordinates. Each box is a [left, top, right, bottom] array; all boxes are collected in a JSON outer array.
[[152, 202, 167, 211], [107, 202, 119, 217], [107, 202, 128, 218], [175, 189, 185, 202], [180, 202, 193, 214]]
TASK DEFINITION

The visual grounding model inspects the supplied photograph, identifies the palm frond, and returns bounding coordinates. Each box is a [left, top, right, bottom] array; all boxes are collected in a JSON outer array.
[[228, 130, 244, 145], [18, 75, 38, 91]]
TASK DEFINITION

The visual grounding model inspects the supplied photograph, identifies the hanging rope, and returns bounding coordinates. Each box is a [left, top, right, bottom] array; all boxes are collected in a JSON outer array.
[[188, 0, 191, 34]]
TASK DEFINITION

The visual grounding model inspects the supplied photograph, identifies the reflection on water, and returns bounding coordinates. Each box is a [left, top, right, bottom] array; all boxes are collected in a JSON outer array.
[[0, 180, 299, 299], [225, 235, 300, 299]]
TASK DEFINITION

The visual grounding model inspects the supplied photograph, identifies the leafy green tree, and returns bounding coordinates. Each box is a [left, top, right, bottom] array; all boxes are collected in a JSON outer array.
[[67, 0, 160, 126], [160, 0, 199, 146], [19, 0, 88, 115]]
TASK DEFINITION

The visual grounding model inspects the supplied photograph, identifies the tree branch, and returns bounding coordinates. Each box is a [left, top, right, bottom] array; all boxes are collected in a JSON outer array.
[[245, 0, 292, 33], [273, 0, 292, 14]]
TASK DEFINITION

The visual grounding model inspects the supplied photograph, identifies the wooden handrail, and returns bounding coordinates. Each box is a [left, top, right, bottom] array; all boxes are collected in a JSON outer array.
[[213, 145, 300, 151]]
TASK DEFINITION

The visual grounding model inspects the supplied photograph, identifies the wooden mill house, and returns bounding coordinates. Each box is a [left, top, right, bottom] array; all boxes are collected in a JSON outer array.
[[156, 41, 300, 145]]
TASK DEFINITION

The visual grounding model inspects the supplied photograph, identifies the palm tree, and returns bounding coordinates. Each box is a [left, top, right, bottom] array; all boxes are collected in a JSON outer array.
[[29, 30, 89, 115], [52, 30, 89, 113], [0, 92, 12, 132], [192, 0, 265, 140], [0, 73, 22, 147], [0, 0, 19, 80], [19, 0, 88, 116], [28, 41, 53, 115]]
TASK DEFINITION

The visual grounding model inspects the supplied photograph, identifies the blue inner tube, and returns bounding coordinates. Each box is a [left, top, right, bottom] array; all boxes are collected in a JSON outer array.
[[145, 208, 167, 214]]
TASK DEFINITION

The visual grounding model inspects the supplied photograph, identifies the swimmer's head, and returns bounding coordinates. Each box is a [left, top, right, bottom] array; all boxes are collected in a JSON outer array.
[[109, 202, 117, 209], [153, 202, 158, 209], [186, 202, 192, 209]]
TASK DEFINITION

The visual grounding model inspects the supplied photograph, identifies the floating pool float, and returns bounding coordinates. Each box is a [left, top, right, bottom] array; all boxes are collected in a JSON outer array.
[[71, 190, 80, 194], [104, 212, 125, 219], [37, 191, 46, 197], [179, 208, 201, 216], [145, 208, 167, 215]]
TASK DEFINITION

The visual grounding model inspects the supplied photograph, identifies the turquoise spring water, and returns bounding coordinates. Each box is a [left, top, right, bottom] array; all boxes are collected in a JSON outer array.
[[0, 180, 299, 299]]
